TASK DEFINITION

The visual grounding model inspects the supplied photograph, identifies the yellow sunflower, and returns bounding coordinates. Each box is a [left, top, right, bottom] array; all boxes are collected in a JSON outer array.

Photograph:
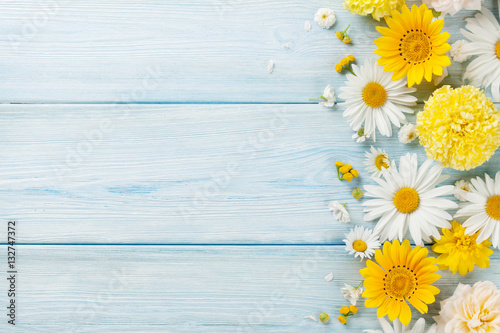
[[360, 239, 440, 325], [374, 4, 451, 87]]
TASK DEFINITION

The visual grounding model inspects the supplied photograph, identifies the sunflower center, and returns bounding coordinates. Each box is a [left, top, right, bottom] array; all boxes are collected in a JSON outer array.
[[362, 82, 387, 108], [486, 195, 500, 220], [400, 29, 432, 64], [375, 154, 389, 170], [353, 240, 368, 252], [393, 187, 419, 214], [383, 266, 417, 300]]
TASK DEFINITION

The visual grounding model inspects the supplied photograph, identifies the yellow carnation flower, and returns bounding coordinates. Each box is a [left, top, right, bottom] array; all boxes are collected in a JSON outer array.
[[343, 0, 406, 21], [417, 85, 500, 171], [432, 221, 493, 276]]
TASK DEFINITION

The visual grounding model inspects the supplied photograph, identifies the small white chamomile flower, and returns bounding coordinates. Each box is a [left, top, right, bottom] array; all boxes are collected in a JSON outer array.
[[398, 123, 418, 144], [314, 8, 336, 29], [352, 128, 371, 143], [454, 179, 471, 202], [433, 66, 449, 85], [364, 146, 390, 178], [319, 85, 336, 107], [328, 201, 350, 223], [343, 225, 381, 261], [340, 283, 363, 306], [450, 39, 471, 63]]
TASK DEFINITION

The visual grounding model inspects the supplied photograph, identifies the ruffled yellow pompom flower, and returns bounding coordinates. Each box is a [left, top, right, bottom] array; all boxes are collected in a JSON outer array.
[[432, 221, 494, 276], [417, 85, 500, 171], [343, 0, 406, 21], [361, 239, 440, 326], [374, 4, 451, 87]]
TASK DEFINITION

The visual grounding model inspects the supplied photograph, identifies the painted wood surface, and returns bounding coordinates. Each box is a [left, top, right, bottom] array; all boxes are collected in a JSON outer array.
[[0, 0, 495, 103], [1, 0, 500, 332], [3, 104, 500, 244], [2, 245, 499, 332]]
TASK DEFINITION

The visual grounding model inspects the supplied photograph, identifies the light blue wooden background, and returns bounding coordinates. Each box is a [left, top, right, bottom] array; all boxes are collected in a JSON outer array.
[[0, 0, 499, 332]]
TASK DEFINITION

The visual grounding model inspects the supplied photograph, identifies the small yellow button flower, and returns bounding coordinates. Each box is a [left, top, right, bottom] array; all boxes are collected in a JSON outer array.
[[339, 306, 350, 315], [347, 55, 355, 62], [319, 312, 330, 323], [348, 305, 357, 314], [339, 58, 349, 66], [339, 164, 352, 174], [352, 188, 363, 199], [350, 169, 359, 177], [338, 315, 347, 325], [334, 161, 343, 167], [344, 173, 354, 181], [343, 36, 351, 44]]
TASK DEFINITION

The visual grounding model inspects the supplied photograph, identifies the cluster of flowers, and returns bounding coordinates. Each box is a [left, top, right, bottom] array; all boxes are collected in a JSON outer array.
[[334, 161, 359, 181], [309, 1, 500, 332]]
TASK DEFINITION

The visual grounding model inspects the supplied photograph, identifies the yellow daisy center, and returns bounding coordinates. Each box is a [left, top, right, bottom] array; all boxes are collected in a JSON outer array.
[[353, 240, 368, 252], [375, 154, 389, 170], [486, 195, 500, 220], [362, 82, 387, 108], [496, 41, 500, 60], [322, 14, 328, 19], [393, 187, 419, 214], [400, 29, 432, 64], [384, 265, 417, 301]]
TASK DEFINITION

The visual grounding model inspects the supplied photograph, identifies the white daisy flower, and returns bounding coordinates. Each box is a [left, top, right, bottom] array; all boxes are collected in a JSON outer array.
[[319, 85, 336, 107], [460, 7, 500, 101], [314, 8, 336, 29], [364, 146, 390, 178], [328, 201, 350, 223], [398, 123, 418, 144], [454, 171, 500, 248], [340, 283, 363, 305], [450, 39, 471, 63], [363, 317, 437, 333], [454, 179, 471, 202], [339, 58, 417, 141], [363, 153, 457, 246], [343, 226, 381, 261]]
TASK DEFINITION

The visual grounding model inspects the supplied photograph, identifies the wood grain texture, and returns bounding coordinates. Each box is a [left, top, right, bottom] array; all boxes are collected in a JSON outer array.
[[2, 103, 500, 244], [2, 245, 499, 332], [0, 0, 495, 103]]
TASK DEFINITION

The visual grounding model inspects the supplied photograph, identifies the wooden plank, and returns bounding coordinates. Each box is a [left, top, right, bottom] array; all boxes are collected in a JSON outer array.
[[2, 104, 500, 244], [0, 0, 494, 103], [1, 245, 498, 332]]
